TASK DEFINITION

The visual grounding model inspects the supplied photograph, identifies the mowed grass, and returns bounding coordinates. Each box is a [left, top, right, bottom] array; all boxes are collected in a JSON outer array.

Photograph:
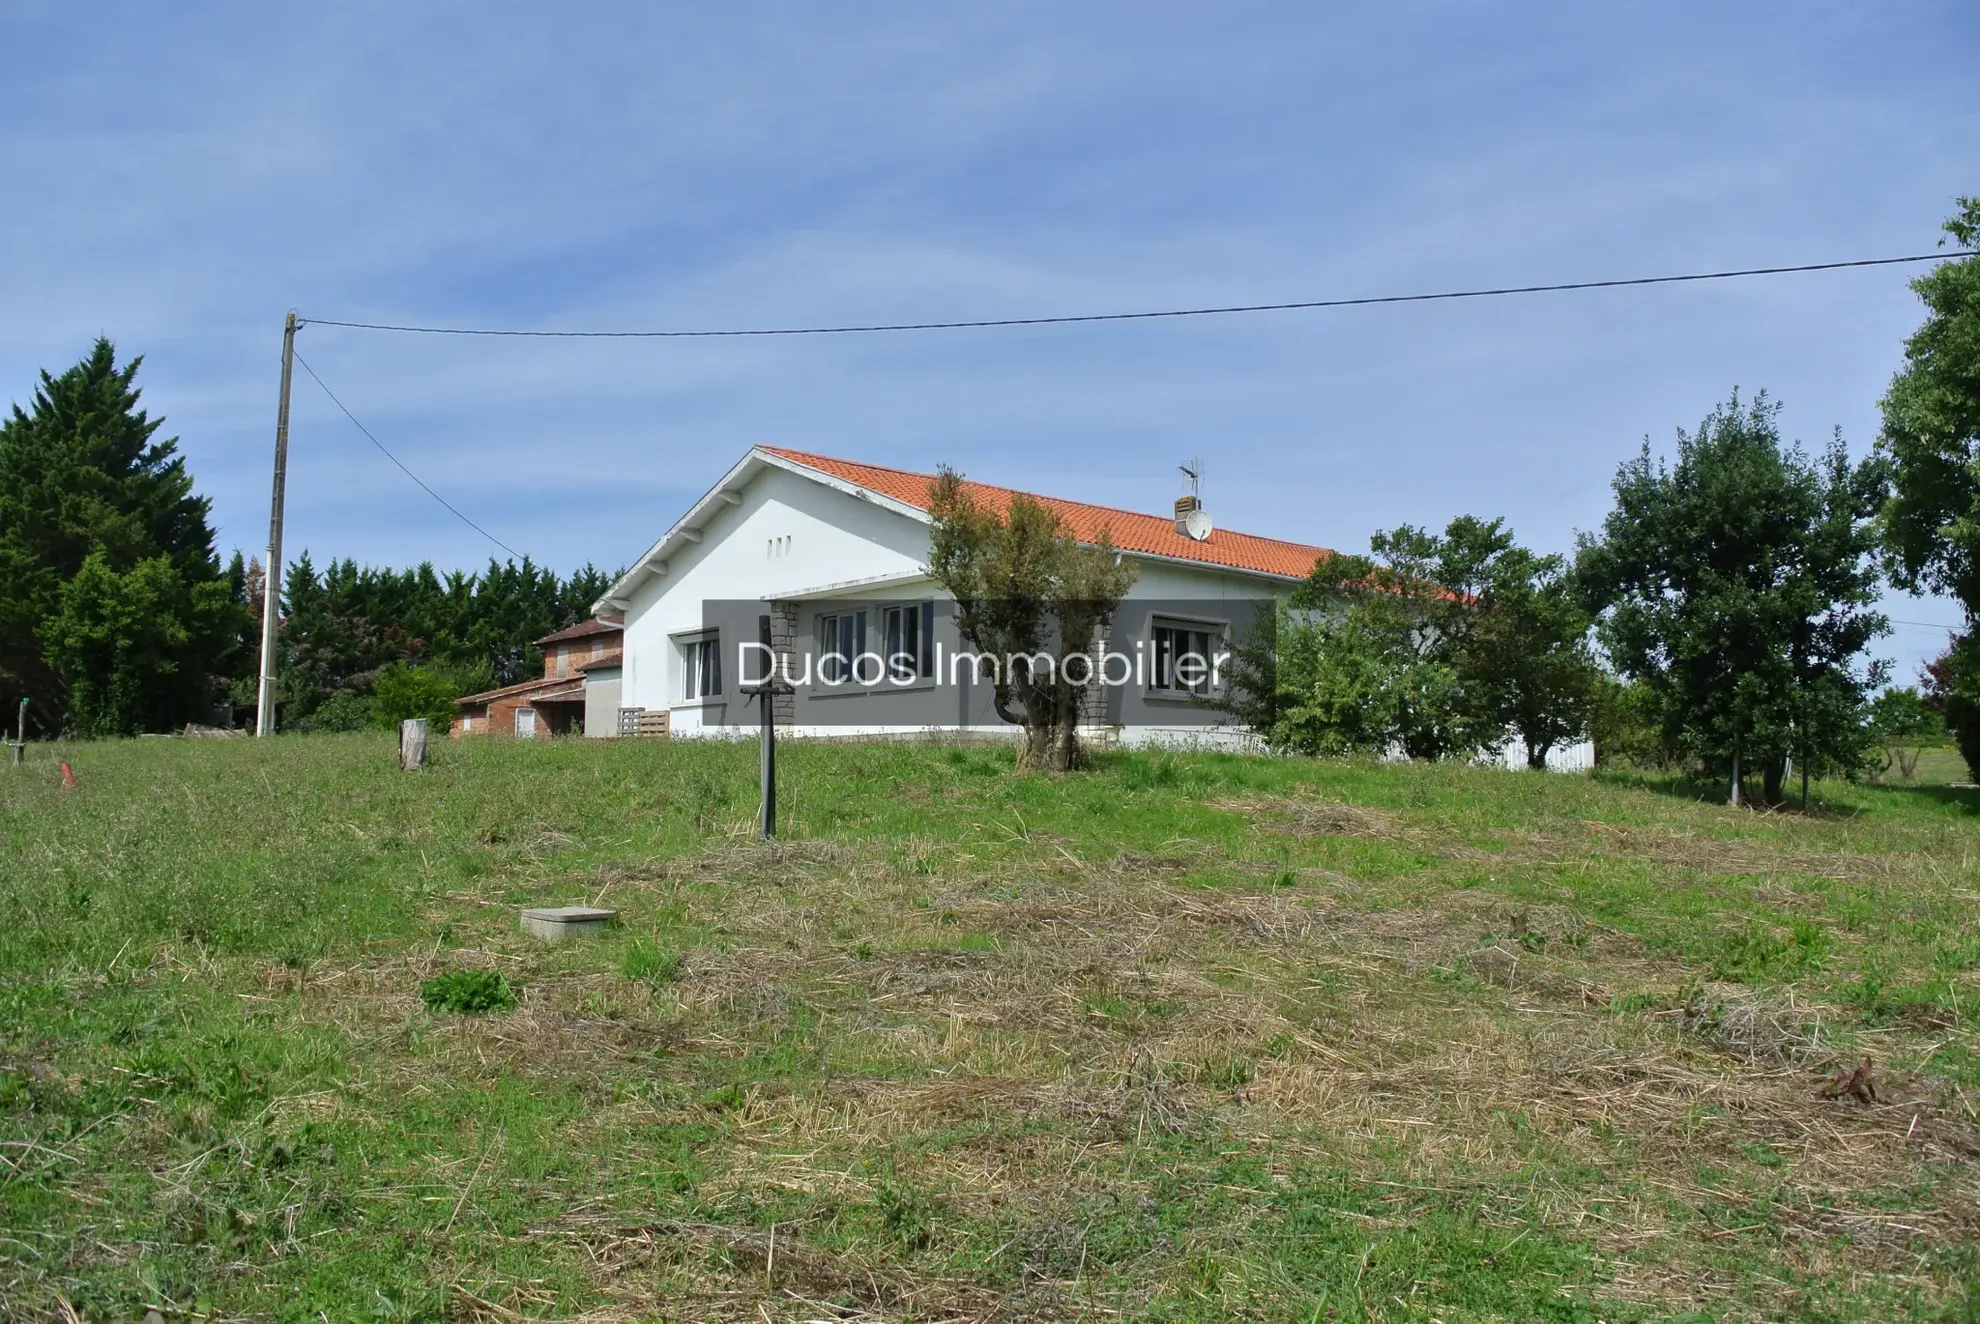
[[2, 735, 1978, 1323]]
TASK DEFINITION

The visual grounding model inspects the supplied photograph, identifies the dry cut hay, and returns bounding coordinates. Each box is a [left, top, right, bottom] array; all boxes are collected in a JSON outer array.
[[1210, 792, 1401, 839], [525, 1210, 1005, 1323]]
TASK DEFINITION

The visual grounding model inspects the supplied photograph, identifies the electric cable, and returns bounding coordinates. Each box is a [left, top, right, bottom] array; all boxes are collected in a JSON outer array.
[[297, 251, 1973, 340], [291, 350, 526, 560]]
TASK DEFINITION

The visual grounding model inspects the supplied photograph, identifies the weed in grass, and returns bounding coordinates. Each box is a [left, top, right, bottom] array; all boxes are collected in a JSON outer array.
[[418, 968, 516, 1014], [1712, 916, 1831, 982]]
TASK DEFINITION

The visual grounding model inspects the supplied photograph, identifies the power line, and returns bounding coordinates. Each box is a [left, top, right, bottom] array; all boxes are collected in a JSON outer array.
[[290, 350, 526, 560], [298, 251, 1972, 340]]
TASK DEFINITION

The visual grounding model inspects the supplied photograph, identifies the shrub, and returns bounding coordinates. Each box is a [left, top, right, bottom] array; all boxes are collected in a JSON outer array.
[[418, 969, 515, 1015], [372, 664, 463, 735], [295, 690, 374, 733]]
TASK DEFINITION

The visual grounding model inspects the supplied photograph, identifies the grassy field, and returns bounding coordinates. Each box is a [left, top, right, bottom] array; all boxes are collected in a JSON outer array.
[[2, 735, 1977, 1323]]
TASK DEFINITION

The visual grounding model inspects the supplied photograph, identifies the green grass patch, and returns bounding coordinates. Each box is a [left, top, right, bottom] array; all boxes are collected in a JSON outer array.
[[2, 733, 1976, 1319]]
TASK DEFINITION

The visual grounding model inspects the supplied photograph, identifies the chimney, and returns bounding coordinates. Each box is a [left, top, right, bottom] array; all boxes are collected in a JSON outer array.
[[1174, 494, 1200, 536]]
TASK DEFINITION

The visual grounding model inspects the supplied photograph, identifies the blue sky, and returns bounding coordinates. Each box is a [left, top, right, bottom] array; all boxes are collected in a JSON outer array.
[[3, 3, 1975, 680]]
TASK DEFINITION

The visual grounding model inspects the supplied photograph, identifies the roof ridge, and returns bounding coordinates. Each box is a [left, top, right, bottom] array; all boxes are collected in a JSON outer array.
[[760, 446, 1325, 553]]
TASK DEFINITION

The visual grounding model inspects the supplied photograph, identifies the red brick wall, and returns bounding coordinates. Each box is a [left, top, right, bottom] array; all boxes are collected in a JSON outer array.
[[455, 693, 576, 738]]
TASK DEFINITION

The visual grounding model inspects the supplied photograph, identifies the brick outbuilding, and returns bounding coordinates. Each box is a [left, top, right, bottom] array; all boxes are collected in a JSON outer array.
[[455, 617, 622, 738]]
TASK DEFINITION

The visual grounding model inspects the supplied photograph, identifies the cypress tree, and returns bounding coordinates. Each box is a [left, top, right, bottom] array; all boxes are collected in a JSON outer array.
[[0, 340, 241, 734]]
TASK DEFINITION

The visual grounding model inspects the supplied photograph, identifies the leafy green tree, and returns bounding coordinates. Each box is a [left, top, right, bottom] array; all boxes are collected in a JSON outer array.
[[1577, 392, 1889, 806], [39, 552, 232, 736], [0, 340, 241, 733], [1878, 197, 1980, 775], [1465, 550, 1603, 769], [927, 468, 1137, 771], [1586, 676, 1671, 769], [1225, 591, 1442, 757], [1868, 686, 1945, 780], [1224, 517, 1585, 761], [1917, 644, 1980, 776]]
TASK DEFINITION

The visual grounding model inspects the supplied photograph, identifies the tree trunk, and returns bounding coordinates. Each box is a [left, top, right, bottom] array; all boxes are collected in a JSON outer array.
[[1761, 756, 1786, 809], [1525, 738, 1549, 771], [1016, 717, 1076, 771]]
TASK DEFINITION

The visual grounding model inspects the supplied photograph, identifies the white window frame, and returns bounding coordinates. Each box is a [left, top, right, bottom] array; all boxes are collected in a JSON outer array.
[[679, 631, 722, 700], [1148, 618, 1225, 698], [881, 602, 934, 682], [817, 609, 868, 686]]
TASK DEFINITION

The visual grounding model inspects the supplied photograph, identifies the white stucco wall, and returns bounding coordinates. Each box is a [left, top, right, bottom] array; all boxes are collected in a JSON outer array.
[[1489, 737, 1596, 772], [618, 464, 933, 733], [582, 668, 621, 738]]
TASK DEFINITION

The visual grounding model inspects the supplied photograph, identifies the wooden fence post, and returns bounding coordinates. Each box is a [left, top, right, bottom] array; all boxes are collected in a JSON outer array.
[[399, 718, 429, 770]]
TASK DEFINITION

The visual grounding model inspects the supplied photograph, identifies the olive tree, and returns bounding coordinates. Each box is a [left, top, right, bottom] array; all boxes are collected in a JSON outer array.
[[926, 468, 1137, 771]]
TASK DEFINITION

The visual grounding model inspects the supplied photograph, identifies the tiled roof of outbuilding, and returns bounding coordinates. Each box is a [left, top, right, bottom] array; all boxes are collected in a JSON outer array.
[[457, 674, 585, 707], [534, 618, 623, 647]]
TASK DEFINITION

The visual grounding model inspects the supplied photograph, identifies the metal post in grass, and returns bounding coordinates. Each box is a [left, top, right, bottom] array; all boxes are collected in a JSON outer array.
[[7, 698, 24, 767], [743, 613, 790, 839]]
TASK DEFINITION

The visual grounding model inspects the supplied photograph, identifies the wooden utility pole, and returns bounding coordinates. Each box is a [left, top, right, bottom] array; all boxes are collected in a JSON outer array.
[[255, 313, 297, 737]]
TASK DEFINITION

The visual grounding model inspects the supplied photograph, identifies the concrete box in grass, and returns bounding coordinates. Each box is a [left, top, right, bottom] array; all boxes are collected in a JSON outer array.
[[520, 906, 618, 940]]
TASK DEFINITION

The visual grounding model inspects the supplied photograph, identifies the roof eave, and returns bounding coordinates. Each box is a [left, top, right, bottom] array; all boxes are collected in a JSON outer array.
[[594, 449, 765, 611], [592, 447, 934, 613], [1116, 545, 1314, 584]]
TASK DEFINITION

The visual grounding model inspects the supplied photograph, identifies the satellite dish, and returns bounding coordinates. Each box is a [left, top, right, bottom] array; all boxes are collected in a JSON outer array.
[[1184, 508, 1214, 542]]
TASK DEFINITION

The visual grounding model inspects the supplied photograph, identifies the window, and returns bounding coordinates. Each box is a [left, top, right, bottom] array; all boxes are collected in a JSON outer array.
[[817, 610, 867, 685], [681, 633, 722, 699], [515, 707, 537, 737], [882, 602, 934, 681], [1150, 621, 1221, 696]]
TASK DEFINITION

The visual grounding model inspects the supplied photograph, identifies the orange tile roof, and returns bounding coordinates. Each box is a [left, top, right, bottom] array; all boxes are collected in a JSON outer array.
[[758, 447, 1333, 580]]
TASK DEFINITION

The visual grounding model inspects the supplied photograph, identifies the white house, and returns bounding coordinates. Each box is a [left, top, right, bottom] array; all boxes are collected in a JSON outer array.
[[592, 446, 1593, 767]]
